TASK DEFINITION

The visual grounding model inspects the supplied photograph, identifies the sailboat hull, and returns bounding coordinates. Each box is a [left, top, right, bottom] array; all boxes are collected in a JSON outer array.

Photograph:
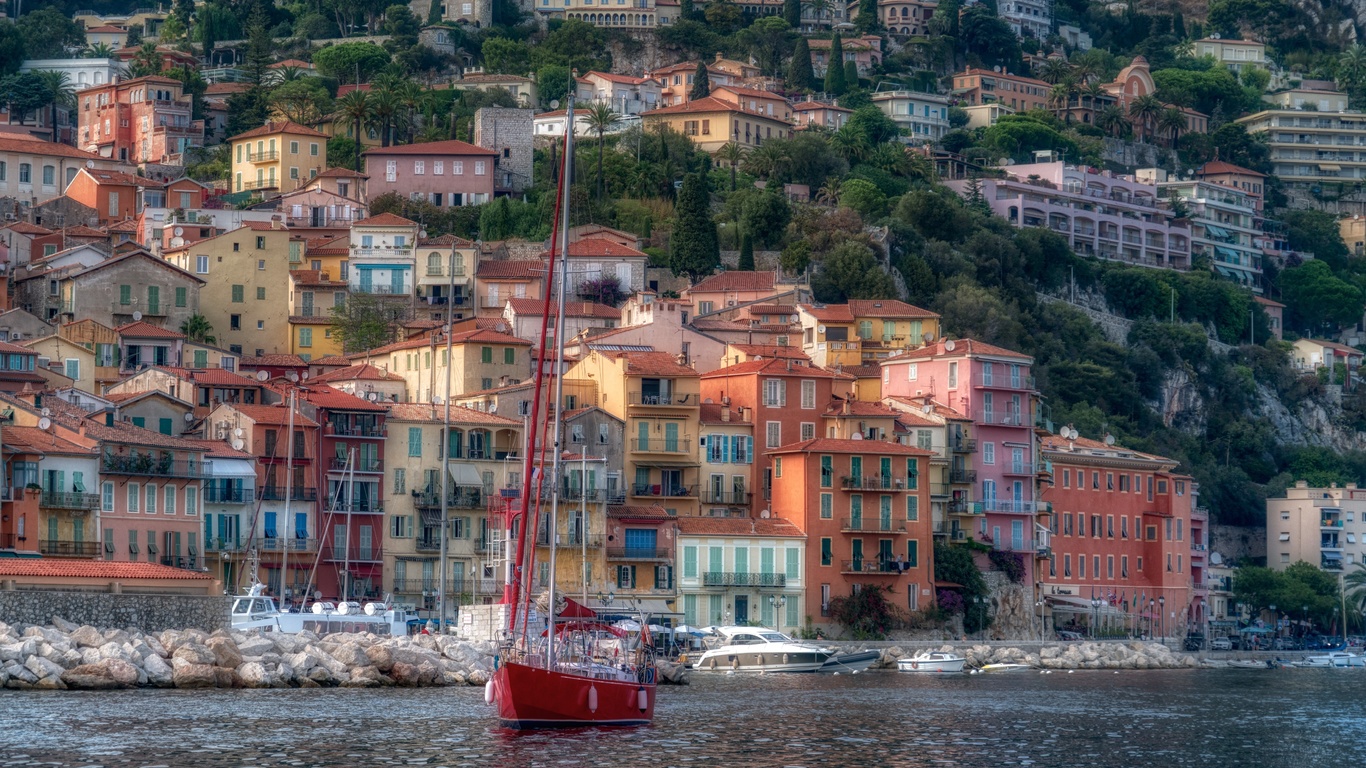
[[492, 661, 656, 728]]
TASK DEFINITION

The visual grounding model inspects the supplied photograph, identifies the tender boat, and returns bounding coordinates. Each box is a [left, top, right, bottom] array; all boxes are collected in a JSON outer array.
[[691, 626, 879, 673], [897, 651, 967, 673], [230, 584, 414, 635], [978, 663, 1033, 672], [1299, 651, 1365, 668]]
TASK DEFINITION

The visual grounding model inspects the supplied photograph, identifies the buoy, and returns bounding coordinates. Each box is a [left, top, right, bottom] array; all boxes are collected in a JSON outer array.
[[587, 685, 598, 713], [637, 687, 648, 712], [484, 679, 495, 704], [1067, 670, 1074, 674], [731, 657, 739, 670]]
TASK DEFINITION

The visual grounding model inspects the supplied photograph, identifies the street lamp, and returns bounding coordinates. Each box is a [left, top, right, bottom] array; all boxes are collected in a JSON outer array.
[[1090, 595, 1101, 639], [1158, 596, 1166, 643], [1302, 604, 1310, 638], [769, 595, 787, 630]]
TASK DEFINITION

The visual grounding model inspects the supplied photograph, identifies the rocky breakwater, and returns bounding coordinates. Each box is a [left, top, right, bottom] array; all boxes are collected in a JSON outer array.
[[865, 641, 1199, 670], [0, 616, 500, 690]]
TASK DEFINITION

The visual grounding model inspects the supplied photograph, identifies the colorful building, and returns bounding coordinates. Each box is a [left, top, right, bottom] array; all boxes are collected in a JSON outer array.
[[229, 121, 330, 195], [363, 141, 498, 208], [798, 300, 941, 370], [641, 98, 795, 154], [676, 516, 806, 631], [76, 75, 203, 165]]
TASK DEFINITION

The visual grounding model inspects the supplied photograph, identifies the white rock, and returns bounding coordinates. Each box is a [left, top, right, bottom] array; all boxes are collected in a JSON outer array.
[[236, 635, 275, 657], [172, 643, 217, 666], [143, 653, 173, 686], [25, 655, 64, 680]]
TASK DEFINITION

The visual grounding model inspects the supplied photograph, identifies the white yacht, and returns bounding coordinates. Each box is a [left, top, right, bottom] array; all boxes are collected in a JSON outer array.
[[1300, 651, 1365, 668], [897, 651, 966, 673], [690, 626, 880, 673], [230, 584, 415, 635]]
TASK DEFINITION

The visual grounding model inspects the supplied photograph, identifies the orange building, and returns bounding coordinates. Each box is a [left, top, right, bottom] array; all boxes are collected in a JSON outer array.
[[951, 68, 1051, 113], [76, 75, 204, 165], [769, 438, 935, 630], [681, 270, 785, 316], [1039, 433, 1195, 639], [63, 167, 164, 225]]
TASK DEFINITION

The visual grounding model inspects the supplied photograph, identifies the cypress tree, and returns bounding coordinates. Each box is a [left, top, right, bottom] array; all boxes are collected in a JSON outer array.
[[783, 0, 801, 28], [1172, 11, 1186, 38], [824, 34, 847, 95], [738, 232, 755, 270], [789, 38, 815, 91], [670, 174, 720, 280], [844, 61, 860, 91], [690, 61, 711, 100], [681, 0, 695, 19]]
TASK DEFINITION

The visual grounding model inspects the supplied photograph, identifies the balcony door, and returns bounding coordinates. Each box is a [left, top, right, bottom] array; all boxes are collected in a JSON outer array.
[[850, 495, 862, 530], [734, 595, 748, 624], [661, 469, 683, 496]]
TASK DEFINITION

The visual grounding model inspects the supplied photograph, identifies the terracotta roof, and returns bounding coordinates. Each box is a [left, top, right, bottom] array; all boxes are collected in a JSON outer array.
[[674, 517, 804, 537], [699, 402, 756, 425], [289, 315, 334, 325], [727, 344, 809, 360], [476, 260, 543, 279], [310, 355, 353, 367], [61, 225, 109, 238], [186, 439, 256, 460], [608, 504, 671, 519], [105, 219, 140, 233], [689, 270, 778, 294], [714, 84, 790, 100], [82, 169, 164, 187], [241, 354, 308, 368], [599, 350, 698, 377], [116, 320, 185, 339], [66, 249, 204, 285], [360, 328, 532, 356], [86, 25, 128, 33], [353, 212, 417, 227], [561, 238, 647, 258], [0, 136, 109, 161], [583, 70, 653, 85], [884, 396, 969, 421], [316, 167, 369, 179], [1197, 160, 1266, 178], [1040, 434, 1172, 464], [702, 358, 841, 378], [311, 363, 404, 383], [887, 338, 1031, 362], [1254, 296, 1286, 308], [226, 403, 319, 428], [506, 298, 620, 319], [190, 368, 261, 387], [690, 317, 754, 332], [304, 235, 350, 255], [792, 100, 852, 112], [768, 438, 934, 456], [361, 139, 497, 157], [798, 305, 851, 323], [0, 559, 213, 580], [384, 402, 521, 425], [643, 96, 785, 120], [1303, 338, 1364, 356], [21, 395, 207, 450], [824, 399, 901, 418], [290, 269, 347, 287], [229, 120, 329, 140], [419, 233, 474, 247], [807, 36, 877, 50], [296, 384, 389, 412], [0, 426, 95, 455], [1, 222, 53, 236], [846, 300, 939, 319]]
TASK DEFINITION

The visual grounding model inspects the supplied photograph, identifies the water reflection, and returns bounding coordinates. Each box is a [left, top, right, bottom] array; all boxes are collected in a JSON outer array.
[[0, 669, 1360, 767]]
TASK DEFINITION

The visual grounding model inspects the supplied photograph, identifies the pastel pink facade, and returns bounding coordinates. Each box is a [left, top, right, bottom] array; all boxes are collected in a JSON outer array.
[[880, 339, 1047, 585], [362, 141, 497, 207], [948, 162, 1192, 271]]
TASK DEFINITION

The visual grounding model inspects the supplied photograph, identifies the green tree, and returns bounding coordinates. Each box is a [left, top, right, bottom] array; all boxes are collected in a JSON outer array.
[[313, 42, 392, 83], [704, 0, 743, 31], [812, 241, 896, 302], [34, 71, 74, 143], [180, 314, 217, 345], [270, 79, 334, 126], [670, 173, 720, 280], [842, 60, 860, 91], [196, 2, 240, 61], [783, 0, 802, 27], [533, 19, 611, 74], [330, 292, 406, 354], [1280, 260, 1363, 334], [934, 541, 992, 634], [690, 61, 711, 100], [537, 65, 574, 108], [839, 178, 887, 218], [824, 34, 847, 95], [482, 37, 533, 76], [1158, 107, 1188, 149], [128, 42, 164, 78], [584, 103, 621, 199], [0, 73, 51, 126], [827, 583, 898, 639], [736, 189, 791, 247], [781, 240, 812, 274], [381, 4, 421, 50], [854, 0, 879, 33], [16, 9, 83, 60], [335, 91, 373, 170], [0, 22, 25, 76], [737, 17, 794, 78], [716, 141, 743, 191], [788, 38, 815, 92], [959, 5, 1020, 70], [738, 232, 755, 270]]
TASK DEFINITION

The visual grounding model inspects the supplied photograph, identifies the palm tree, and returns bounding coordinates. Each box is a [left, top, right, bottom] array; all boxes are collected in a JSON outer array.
[[180, 314, 217, 346], [743, 141, 788, 181], [35, 71, 74, 144], [85, 42, 116, 59], [905, 151, 935, 184], [630, 164, 660, 199], [369, 88, 401, 147], [716, 141, 744, 191], [1340, 45, 1366, 95], [831, 126, 870, 163], [271, 65, 308, 85], [129, 41, 163, 78], [816, 176, 842, 205], [867, 142, 911, 176], [1036, 57, 1074, 85], [1096, 104, 1130, 138], [1127, 94, 1164, 143], [336, 91, 372, 169], [1346, 562, 1366, 622], [583, 103, 621, 199], [802, 0, 831, 27], [397, 80, 425, 144], [1158, 107, 1188, 150]]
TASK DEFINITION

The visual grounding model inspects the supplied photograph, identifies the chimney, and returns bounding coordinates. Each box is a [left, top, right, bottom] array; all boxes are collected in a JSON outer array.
[[721, 406, 730, 422], [842, 399, 850, 415]]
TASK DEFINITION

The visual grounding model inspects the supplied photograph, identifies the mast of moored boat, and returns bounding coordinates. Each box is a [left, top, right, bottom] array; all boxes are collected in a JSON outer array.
[[281, 389, 295, 609]]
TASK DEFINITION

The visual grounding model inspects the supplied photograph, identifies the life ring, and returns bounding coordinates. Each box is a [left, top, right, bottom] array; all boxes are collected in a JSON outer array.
[[911, 661, 919, 669]]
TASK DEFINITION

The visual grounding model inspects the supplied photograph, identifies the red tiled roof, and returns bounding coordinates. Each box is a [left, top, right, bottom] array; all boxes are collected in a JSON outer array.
[[506, 298, 620, 319], [689, 270, 778, 294], [0, 559, 213, 580], [362, 139, 497, 157], [1254, 296, 1285, 308], [289, 269, 347, 287], [82, 169, 164, 187], [714, 84, 790, 100], [824, 399, 901, 418], [241, 354, 308, 368], [229, 121, 329, 140], [702, 358, 841, 379], [0, 426, 95, 455], [316, 167, 369, 179], [310, 355, 353, 366], [690, 317, 754, 332], [384, 402, 521, 425], [643, 96, 784, 120], [305, 235, 350, 255], [475, 260, 543, 279], [583, 70, 653, 85], [297, 384, 389, 412], [419, 233, 474, 247], [727, 344, 809, 360], [561, 238, 647, 258], [846, 300, 939, 319], [105, 219, 140, 233], [312, 363, 404, 383], [608, 504, 671, 519], [2, 222, 53, 235], [1197, 160, 1265, 178], [359, 327, 532, 356], [289, 315, 334, 325], [674, 517, 804, 537], [61, 225, 109, 238], [888, 338, 1031, 362], [190, 368, 262, 387], [599, 350, 698, 377], [116, 320, 185, 339], [0, 136, 108, 162], [353, 212, 417, 227], [768, 438, 934, 456], [1040, 434, 1172, 464], [226, 403, 319, 428], [792, 100, 852, 112]]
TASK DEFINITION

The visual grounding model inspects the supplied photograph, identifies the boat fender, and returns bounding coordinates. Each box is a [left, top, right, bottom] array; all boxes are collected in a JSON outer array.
[[637, 687, 648, 712], [757, 654, 764, 666], [484, 679, 495, 705], [731, 657, 738, 670], [709, 658, 717, 669], [783, 654, 789, 665], [588, 685, 598, 713]]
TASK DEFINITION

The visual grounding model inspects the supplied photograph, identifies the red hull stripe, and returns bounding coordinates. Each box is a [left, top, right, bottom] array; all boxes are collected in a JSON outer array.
[[493, 662, 655, 729]]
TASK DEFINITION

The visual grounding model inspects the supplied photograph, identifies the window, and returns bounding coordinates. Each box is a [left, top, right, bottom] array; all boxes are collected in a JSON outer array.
[[393, 469, 406, 496], [906, 495, 918, 521], [386, 160, 397, 181], [907, 363, 917, 381], [801, 422, 815, 440], [454, 161, 464, 175], [299, 328, 312, 348], [195, 255, 209, 274], [19, 163, 31, 183], [42, 165, 54, 186], [232, 285, 244, 303], [310, 143, 319, 156], [434, 161, 444, 175], [128, 483, 141, 514], [102, 482, 114, 512], [64, 358, 80, 381], [257, 287, 266, 300], [763, 379, 786, 406], [983, 442, 994, 465], [475, 161, 486, 175], [504, 348, 515, 364], [185, 487, 197, 516], [231, 315, 241, 331], [766, 421, 781, 448], [820, 493, 832, 518], [820, 537, 832, 566], [774, 457, 782, 477], [800, 380, 816, 409], [175, 287, 187, 308]]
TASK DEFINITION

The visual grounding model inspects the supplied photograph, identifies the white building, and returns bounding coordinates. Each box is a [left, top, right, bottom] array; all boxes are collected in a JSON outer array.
[[870, 89, 951, 142], [533, 111, 641, 139], [19, 59, 122, 90], [347, 213, 419, 297], [575, 72, 663, 116], [1154, 176, 1263, 292], [999, 0, 1051, 40], [1265, 481, 1366, 573]]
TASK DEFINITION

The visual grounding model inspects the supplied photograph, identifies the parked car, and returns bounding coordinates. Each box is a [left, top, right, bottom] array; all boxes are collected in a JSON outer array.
[[1056, 630, 1084, 641], [1183, 634, 1205, 651], [1211, 637, 1233, 651]]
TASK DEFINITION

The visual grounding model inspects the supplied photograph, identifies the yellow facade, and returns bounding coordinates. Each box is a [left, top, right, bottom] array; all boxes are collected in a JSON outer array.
[[229, 121, 330, 195], [641, 100, 796, 155], [163, 225, 294, 356], [532, 455, 610, 597], [25, 336, 98, 394], [368, 331, 534, 403], [290, 319, 343, 360]]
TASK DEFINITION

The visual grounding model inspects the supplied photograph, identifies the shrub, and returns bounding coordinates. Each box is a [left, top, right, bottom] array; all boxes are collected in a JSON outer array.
[[988, 550, 1025, 583]]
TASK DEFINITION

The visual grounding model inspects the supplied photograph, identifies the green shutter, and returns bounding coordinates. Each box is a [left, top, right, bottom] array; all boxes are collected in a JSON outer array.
[[147, 286, 159, 313], [119, 285, 131, 305], [481, 346, 492, 363], [907, 540, 918, 568], [193, 350, 207, 368], [175, 287, 187, 307], [131, 417, 145, 428], [785, 547, 799, 578], [409, 427, 422, 457], [299, 328, 312, 347], [232, 285, 244, 303], [159, 418, 172, 435], [504, 347, 514, 364], [683, 546, 697, 578]]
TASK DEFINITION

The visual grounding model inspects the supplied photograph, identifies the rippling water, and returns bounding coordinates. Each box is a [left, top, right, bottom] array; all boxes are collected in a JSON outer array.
[[2, 668, 1360, 767]]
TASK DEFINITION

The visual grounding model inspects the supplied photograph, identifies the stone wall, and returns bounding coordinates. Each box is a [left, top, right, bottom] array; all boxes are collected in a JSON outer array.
[[0, 590, 231, 632], [474, 108, 534, 193], [457, 602, 512, 642]]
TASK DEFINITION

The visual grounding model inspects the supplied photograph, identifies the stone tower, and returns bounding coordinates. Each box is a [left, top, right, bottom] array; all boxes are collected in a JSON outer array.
[[473, 107, 534, 195]]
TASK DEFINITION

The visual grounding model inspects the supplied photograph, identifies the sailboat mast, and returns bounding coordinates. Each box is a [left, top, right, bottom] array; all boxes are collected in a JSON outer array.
[[439, 245, 456, 632], [544, 95, 575, 671], [343, 448, 356, 601], [581, 450, 588, 608], [281, 390, 295, 607]]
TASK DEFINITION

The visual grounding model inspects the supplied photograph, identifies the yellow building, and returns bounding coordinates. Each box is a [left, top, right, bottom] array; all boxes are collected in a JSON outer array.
[[798, 300, 941, 370], [564, 349, 702, 517], [288, 269, 348, 361], [358, 328, 533, 402], [380, 402, 523, 608], [640, 97, 796, 154], [228, 121, 330, 195], [162, 221, 294, 357], [531, 452, 610, 597]]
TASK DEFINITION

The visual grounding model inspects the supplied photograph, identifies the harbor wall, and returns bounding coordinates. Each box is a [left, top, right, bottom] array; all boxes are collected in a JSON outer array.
[[0, 591, 232, 633]]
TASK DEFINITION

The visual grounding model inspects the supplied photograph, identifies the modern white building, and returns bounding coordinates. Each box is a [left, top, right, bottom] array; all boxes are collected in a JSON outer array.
[[999, 0, 1051, 40], [19, 59, 122, 90], [870, 89, 951, 143], [1154, 176, 1262, 292]]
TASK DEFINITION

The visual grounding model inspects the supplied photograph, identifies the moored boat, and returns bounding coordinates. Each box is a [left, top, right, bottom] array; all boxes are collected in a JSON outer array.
[[691, 626, 877, 673], [897, 651, 967, 673], [1298, 651, 1365, 668], [978, 662, 1033, 672]]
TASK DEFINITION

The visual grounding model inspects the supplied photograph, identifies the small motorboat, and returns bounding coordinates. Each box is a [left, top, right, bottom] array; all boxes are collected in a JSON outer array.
[[978, 663, 1032, 672], [691, 627, 879, 673], [1299, 651, 1365, 668], [897, 651, 966, 673]]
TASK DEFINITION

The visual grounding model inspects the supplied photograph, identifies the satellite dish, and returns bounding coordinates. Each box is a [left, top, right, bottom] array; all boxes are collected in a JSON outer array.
[[287, 371, 299, 382], [1067, 427, 1078, 440], [184, 412, 194, 422], [818, 325, 826, 333], [301, 371, 310, 380], [922, 332, 934, 343], [40, 408, 51, 417], [173, 227, 183, 236], [132, 311, 143, 321], [256, 370, 270, 381], [1104, 434, 1115, 445], [231, 438, 245, 451], [1209, 552, 1223, 565], [851, 432, 863, 440], [367, 391, 379, 401], [495, 321, 510, 333], [233, 427, 244, 437], [921, 404, 933, 414], [37, 417, 51, 430], [550, 99, 561, 109], [943, 339, 956, 352], [86, 160, 95, 168]]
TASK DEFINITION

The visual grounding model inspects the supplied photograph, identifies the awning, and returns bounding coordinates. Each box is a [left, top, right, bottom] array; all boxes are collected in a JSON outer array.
[[419, 508, 443, 526], [1215, 266, 1236, 278], [1320, 163, 1342, 171], [448, 464, 483, 487], [1323, 551, 1343, 561], [1045, 594, 1130, 618], [584, 598, 681, 617], [210, 458, 258, 477], [1214, 246, 1242, 264], [1203, 224, 1230, 239]]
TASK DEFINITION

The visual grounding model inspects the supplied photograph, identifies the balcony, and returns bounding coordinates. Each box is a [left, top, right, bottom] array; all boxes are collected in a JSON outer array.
[[948, 499, 977, 516], [978, 412, 1028, 426], [534, 532, 605, 548], [258, 486, 319, 502], [1322, 556, 1344, 571], [929, 483, 950, 499], [325, 423, 386, 438], [321, 544, 383, 563], [840, 560, 907, 575], [203, 486, 255, 505], [326, 499, 383, 514], [607, 547, 673, 562], [414, 489, 485, 509], [159, 556, 201, 570], [475, 537, 497, 554], [950, 437, 977, 453], [246, 150, 279, 162], [949, 468, 977, 484], [628, 392, 696, 406], [1003, 462, 1036, 475], [702, 572, 786, 587], [251, 537, 318, 553], [329, 457, 382, 473], [969, 500, 1049, 514], [39, 540, 100, 557], [841, 476, 911, 491], [392, 579, 465, 593], [204, 537, 245, 553], [631, 483, 696, 498], [415, 536, 442, 552], [841, 517, 906, 533], [975, 375, 1036, 391], [701, 490, 752, 505], [1321, 517, 1344, 529], [39, 491, 100, 510], [630, 437, 694, 455], [102, 455, 212, 479], [353, 246, 415, 258]]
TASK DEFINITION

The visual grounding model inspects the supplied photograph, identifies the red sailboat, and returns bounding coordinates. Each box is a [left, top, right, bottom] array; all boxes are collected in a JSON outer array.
[[486, 92, 657, 729]]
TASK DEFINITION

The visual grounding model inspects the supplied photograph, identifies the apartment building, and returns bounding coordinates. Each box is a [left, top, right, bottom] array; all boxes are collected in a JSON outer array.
[[642, 98, 795, 154], [1265, 481, 1366, 573], [676, 516, 806, 632], [229, 121, 329, 195], [77, 76, 203, 165], [363, 141, 498, 207], [575, 72, 663, 115], [870, 90, 951, 142], [0, 136, 126, 207], [951, 67, 1051, 112], [1155, 177, 1262, 291], [797, 301, 941, 369], [1236, 109, 1366, 188]]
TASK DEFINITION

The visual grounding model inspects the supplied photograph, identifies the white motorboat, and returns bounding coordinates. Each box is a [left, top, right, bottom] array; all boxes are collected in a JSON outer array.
[[230, 584, 415, 635], [1299, 651, 1365, 668], [897, 651, 966, 673], [978, 662, 1033, 672], [691, 626, 878, 673]]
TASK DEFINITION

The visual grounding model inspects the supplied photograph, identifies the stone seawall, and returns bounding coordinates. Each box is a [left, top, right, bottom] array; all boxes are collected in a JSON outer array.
[[833, 641, 1200, 670], [0, 591, 232, 633]]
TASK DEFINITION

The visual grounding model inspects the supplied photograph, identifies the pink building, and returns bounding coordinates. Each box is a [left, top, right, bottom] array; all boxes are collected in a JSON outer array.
[[808, 35, 883, 76], [77, 75, 203, 165], [792, 101, 852, 130], [880, 338, 1046, 585], [947, 162, 1191, 271], [362, 140, 497, 208]]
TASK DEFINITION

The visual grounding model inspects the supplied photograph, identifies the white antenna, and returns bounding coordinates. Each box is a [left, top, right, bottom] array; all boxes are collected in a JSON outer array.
[[184, 412, 194, 422], [921, 404, 933, 414], [233, 427, 244, 438], [1104, 434, 1115, 445], [256, 370, 270, 381], [944, 339, 956, 352], [40, 407, 51, 417], [287, 371, 299, 382]]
